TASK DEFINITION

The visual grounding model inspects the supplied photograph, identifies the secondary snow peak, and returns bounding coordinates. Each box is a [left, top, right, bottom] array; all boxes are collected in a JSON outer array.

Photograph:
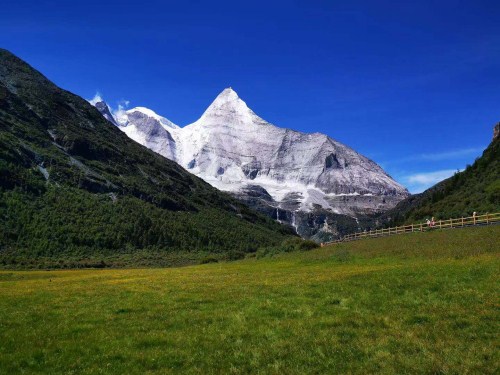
[[125, 107, 179, 129]]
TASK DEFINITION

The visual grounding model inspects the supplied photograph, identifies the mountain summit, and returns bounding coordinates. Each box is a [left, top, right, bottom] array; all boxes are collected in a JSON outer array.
[[195, 88, 268, 128], [212, 87, 240, 103], [95, 88, 409, 240]]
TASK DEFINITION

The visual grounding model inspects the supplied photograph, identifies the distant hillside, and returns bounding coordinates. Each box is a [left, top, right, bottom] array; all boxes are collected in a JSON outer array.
[[382, 126, 499, 225], [0, 49, 294, 268]]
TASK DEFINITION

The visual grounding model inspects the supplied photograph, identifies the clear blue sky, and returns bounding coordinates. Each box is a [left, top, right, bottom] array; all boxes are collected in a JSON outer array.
[[2, 0, 499, 193]]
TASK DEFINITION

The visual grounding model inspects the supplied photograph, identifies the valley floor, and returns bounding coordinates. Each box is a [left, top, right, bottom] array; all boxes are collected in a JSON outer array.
[[0, 226, 499, 374]]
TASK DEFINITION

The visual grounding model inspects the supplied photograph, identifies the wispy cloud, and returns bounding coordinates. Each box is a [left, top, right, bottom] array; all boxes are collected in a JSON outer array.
[[112, 99, 131, 124], [87, 92, 131, 124], [412, 148, 483, 162], [118, 99, 130, 108], [382, 147, 483, 166], [407, 169, 459, 185], [88, 92, 103, 106], [402, 169, 461, 194]]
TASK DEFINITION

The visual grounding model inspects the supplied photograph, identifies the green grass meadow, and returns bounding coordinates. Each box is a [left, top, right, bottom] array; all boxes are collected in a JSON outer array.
[[0, 226, 499, 374]]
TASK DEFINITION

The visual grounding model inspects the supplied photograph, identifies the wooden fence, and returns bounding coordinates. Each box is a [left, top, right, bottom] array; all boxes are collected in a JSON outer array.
[[322, 212, 500, 246]]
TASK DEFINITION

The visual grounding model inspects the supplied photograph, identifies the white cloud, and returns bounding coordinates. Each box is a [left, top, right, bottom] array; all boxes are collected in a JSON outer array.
[[416, 148, 483, 161], [403, 169, 461, 194], [382, 147, 483, 166], [112, 100, 131, 125], [87, 92, 131, 125], [118, 99, 130, 108], [88, 92, 103, 106], [407, 169, 459, 185]]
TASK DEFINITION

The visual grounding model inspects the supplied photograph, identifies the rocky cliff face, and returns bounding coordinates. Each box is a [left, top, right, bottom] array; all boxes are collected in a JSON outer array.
[[94, 88, 409, 240], [92, 101, 118, 126]]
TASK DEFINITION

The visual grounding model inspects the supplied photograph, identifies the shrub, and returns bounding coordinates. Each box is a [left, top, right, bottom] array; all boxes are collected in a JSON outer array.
[[281, 238, 319, 252], [255, 238, 320, 258], [256, 248, 270, 259], [199, 256, 218, 264], [225, 250, 246, 261], [296, 240, 319, 251]]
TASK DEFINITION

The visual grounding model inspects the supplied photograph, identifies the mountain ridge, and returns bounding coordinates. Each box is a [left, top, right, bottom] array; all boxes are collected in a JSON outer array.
[[0, 49, 294, 267]]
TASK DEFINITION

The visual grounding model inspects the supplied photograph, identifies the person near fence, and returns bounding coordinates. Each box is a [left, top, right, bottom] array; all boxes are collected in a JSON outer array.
[[426, 218, 431, 228], [431, 217, 436, 227]]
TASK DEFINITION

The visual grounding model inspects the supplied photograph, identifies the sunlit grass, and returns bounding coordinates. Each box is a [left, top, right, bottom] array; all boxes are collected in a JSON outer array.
[[0, 226, 498, 374]]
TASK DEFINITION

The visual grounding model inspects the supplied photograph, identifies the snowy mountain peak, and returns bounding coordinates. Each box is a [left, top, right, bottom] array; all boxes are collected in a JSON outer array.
[[216, 87, 240, 101], [193, 87, 268, 128], [92, 100, 118, 126], [125, 107, 179, 129], [204, 87, 248, 114]]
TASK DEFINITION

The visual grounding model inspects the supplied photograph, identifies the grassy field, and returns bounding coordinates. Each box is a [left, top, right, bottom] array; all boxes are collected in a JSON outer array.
[[0, 226, 499, 374]]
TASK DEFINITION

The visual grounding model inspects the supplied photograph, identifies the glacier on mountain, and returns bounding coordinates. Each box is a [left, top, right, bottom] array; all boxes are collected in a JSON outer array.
[[92, 88, 409, 239]]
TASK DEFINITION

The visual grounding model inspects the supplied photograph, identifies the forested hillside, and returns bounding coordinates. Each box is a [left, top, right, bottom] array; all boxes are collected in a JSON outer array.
[[381, 128, 499, 225], [0, 49, 294, 268]]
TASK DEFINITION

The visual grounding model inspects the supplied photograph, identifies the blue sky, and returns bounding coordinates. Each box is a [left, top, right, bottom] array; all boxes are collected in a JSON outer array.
[[2, 0, 499, 193]]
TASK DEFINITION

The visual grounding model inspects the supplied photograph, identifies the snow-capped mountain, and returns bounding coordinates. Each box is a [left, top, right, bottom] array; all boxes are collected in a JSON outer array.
[[92, 88, 409, 240], [90, 99, 118, 126], [114, 107, 179, 160]]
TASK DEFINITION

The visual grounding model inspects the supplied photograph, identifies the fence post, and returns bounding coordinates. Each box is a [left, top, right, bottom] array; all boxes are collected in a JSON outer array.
[[486, 214, 489, 224], [461, 217, 464, 227]]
